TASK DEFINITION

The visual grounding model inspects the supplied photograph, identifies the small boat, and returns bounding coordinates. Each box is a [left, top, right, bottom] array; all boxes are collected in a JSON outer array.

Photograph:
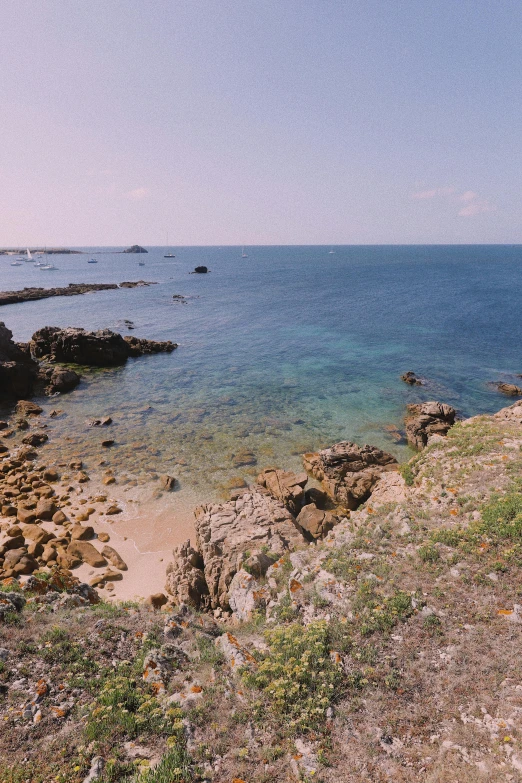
[[25, 248, 33, 261], [10, 261, 22, 266], [40, 263, 57, 270], [328, 248, 335, 254], [164, 232, 175, 257], [241, 246, 248, 258], [138, 261, 145, 266], [88, 258, 98, 263]]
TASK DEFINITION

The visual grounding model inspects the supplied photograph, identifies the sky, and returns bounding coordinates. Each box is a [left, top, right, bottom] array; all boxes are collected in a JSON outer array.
[[0, 0, 521, 246]]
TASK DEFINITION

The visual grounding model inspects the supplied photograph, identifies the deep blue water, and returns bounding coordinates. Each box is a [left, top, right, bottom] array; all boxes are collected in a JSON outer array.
[[1, 245, 521, 498]]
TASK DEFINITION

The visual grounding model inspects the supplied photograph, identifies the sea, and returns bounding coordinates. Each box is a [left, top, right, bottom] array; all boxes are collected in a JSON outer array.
[[2, 244, 522, 506]]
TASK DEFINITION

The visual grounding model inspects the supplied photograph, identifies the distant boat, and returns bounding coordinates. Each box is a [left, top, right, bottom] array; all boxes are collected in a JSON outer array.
[[241, 246, 248, 258], [138, 261, 145, 266], [25, 248, 33, 261], [40, 263, 57, 270], [328, 249, 335, 254], [88, 258, 98, 263], [164, 232, 175, 258], [10, 260, 22, 266]]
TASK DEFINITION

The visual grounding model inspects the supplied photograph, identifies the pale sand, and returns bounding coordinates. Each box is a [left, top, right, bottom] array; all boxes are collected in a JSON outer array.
[[74, 480, 201, 601]]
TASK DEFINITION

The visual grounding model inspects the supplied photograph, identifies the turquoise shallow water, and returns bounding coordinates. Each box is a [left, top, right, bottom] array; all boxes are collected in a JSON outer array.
[[1, 245, 522, 499]]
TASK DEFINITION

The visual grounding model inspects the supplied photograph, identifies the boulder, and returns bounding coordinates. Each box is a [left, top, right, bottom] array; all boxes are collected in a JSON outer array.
[[15, 400, 42, 416], [146, 593, 168, 609], [165, 540, 209, 609], [256, 468, 308, 515], [123, 336, 177, 357], [404, 401, 456, 449], [401, 371, 423, 386], [101, 545, 127, 571], [71, 524, 94, 541], [0, 323, 39, 400], [228, 569, 270, 622], [159, 474, 177, 491], [302, 442, 398, 509], [192, 491, 305, 610], [31, 327, 130, 367], [47, 367, 81, 394], [21, 432, 48, 447], [497, 383, 522, 397], [295, 504, 340, 539], [36, 498, 56, 520], [67, 540, 107, 568]]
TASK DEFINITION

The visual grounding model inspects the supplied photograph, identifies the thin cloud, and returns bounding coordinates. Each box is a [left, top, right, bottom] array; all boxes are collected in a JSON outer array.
[[413, 184, 495, 217], [458, 190, 477, 203], [125, 188, 151, 201], [458, 199, 495, 217], [412, 186, 455, 199]]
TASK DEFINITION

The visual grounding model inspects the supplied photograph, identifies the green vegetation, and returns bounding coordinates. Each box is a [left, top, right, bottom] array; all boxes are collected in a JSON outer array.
[[242, 620, 342, 734]]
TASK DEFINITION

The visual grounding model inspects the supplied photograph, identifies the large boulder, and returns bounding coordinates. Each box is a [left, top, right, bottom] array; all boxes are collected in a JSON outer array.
[[295, 504, 340, 539], [404, 401, 456, 449], [256, 467, 308, 515], [166, 492, 306, 611], [30, 327, 176, 367], [302, 442, 398, 509], [165, 539, 209, 609], [46, 367, 81, 394], [0, 322, 38, 400], [31, 327, 129, 366]]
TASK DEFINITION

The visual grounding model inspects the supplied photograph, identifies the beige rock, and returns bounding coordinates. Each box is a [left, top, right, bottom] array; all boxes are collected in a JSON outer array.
[[404, 401, 456, 450], [16, 401, 42, 417], [67, 540, 106, 568], [303, 442, 398, 509], [35, 498, 56, 520], [52, 510, 67, 525], [17, 506, 36, 525], [256, 467, 308, 514], [165, 540, 209, 608], [105, 505, 122, 515], [22, 525, 54, 545], [71, 524, 94, 541], [295, 504, 340, 539], [101, 545, 127, 570], [146, 593, 168, 609], [97, 532, 110, 543], [228, 569, 270, 621]]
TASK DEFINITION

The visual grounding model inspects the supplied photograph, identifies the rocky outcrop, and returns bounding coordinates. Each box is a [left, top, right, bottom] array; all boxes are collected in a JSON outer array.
[[0, 322, 38, 400], [256, 467, 308, 515], [0, 282, 156, 307], [123, 245, 148, 253], [496, 383, 522, 397], [39, 366, 81, 394], [401, 371, 423, 386], [166, 492, 306, 610], [123, 335, 177, 357], [404, 401, 456, 449], [30, 327, 177, 367], [165, 540, 209, 609], [302, 442, 398, 510], [295, 504, 341, 539], [193, 266, 208, 273]]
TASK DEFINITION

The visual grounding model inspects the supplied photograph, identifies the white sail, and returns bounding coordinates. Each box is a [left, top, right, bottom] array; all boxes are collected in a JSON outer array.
[[26, 248, 33, 260]]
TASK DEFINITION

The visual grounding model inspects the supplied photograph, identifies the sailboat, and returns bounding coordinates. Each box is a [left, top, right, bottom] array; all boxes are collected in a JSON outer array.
[[328, 248, 335, 254], [164, 232, 175, 258], [241, 246, 248, 258], [25, 248, 33, 261], [88, 258, 98, 263], [39, 248, 57, 270]]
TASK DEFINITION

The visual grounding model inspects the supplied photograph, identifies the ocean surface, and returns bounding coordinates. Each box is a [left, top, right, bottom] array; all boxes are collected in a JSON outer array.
[[2, 244, 522, 503]]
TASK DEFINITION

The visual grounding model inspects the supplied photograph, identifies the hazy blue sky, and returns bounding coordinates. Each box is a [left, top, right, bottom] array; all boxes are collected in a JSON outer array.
[[1, 0, 521, 245]]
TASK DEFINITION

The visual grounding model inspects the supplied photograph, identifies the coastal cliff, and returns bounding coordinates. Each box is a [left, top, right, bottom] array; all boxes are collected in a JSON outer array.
[[2, 397, 522, 781]]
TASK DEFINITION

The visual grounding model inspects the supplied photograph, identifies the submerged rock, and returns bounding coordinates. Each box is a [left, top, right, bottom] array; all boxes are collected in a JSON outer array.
[[497, 382, 522, 397], [404, 401, 456, 449], [302, 442, 398, 510], [401, 371, 423, 386]]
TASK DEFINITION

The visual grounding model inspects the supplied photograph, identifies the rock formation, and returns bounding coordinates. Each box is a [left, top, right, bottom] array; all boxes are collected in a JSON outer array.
[[404, 401, 456, 449], [166, 491, 306, 610], [497, 383, 522, 396], [0, 322, 38, 400], [193, 266, 208, 273], [30, 327, 177, 367], [123, 245, 148, 253], [256, 467, 308, 515], [401, 371, 423, 386], [302, 442, 398, 509]]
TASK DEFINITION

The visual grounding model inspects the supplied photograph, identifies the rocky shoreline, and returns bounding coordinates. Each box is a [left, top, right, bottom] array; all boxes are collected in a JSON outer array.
[[0, 280, 156, 307]]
